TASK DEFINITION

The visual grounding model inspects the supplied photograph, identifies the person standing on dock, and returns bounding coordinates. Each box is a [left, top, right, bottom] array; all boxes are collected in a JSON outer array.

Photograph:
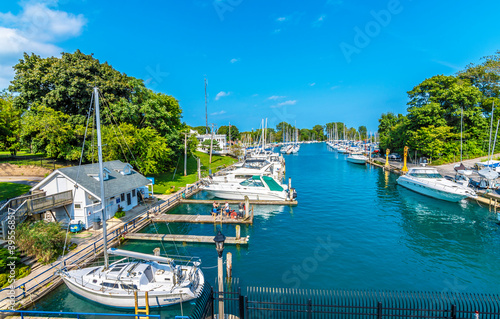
[[224, 202, 230, 216]]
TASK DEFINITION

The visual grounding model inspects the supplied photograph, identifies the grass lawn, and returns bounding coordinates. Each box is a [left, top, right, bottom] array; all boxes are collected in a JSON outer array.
[[150, 151, 237, 194], [0, 182, 32, 201]]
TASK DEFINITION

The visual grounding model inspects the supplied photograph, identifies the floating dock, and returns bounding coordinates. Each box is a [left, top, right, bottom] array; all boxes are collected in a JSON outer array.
[[179, 199, 298, 206], [152, 214, 253, 224], [124, 233, 249, 245]]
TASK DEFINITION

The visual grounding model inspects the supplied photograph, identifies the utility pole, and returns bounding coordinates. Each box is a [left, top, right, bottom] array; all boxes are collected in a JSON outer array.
[[229, 122, 231, 152], [209, 123, 215, 164], [183, 132, 188, 176]]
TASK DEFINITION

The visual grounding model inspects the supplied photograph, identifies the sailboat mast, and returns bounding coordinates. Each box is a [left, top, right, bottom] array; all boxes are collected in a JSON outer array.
[[205, 78, 208, 134], [94, 87, 109, 269], [460, 107, 463, 162]]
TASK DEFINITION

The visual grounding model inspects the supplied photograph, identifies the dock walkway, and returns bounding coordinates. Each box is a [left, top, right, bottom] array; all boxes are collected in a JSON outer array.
[[152, 214, 253, 224], [124, 233, 248, 245], [180, 199, 298, 206]]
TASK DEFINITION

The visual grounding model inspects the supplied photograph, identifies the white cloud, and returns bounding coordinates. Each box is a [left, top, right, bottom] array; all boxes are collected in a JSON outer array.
[[312, 15, 326, 27], [0, 1, 87, 89], [330, 85, 340, 90], [271, 99, 297, 108], [276, 17, 286, 22], [268, 95, 286, 100], [230, 58, 240, 64], [278, 100, 297, 106], [210, 110, 226, 116], [309, 82, 316, 86], [215, 91, 230, 100]]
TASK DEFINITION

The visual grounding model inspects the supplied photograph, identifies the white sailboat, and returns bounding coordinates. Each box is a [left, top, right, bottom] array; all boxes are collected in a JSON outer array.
[[59, 88, 205, 308]]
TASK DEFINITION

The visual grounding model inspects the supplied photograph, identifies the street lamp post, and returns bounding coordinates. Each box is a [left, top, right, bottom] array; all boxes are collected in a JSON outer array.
[[214, 231, 226, 319]]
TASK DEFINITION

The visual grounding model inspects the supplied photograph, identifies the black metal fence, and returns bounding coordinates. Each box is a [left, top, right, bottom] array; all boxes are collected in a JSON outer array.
[[182, 280, 500, 319]]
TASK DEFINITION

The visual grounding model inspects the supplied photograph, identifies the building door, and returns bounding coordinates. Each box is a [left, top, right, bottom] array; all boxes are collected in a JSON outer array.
[[127, 193, 131, 206]]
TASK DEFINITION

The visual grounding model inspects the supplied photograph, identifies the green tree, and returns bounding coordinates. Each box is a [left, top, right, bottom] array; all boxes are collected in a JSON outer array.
[[20, 104, 84, 159], [10, 51, 134, 115], [218, 125, 240, 141], [312, 125, 326, 140], [0, 92, 21, 155], [358, 126, 367, 139], [201, 139, 220, 151]]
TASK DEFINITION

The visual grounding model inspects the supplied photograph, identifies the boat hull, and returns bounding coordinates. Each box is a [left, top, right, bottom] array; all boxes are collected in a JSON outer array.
[[396, 178, 468, 202], [61, 272, 201, 308], [346, 157, 367, 165], [203, 189, 288, 201]]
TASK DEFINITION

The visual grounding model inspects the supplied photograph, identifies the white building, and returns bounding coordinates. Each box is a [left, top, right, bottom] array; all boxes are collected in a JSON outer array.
[[31, 160, 152, 229], [196, 133, 228, 155]]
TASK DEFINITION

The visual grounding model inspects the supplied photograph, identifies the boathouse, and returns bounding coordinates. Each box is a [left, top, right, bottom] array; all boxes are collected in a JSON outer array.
[[31, 160, 152, 228]]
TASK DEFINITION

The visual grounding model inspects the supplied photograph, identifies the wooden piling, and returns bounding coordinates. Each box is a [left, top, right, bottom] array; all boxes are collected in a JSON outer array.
[[245, 196, 250, 218], [153, 247, 160, 256], [236, 225, 240, 240], [226, 252, 232, 280]]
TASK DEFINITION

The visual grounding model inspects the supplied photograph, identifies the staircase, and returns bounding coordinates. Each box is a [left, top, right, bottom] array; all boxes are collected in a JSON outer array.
[[0, 190, 73, 239]]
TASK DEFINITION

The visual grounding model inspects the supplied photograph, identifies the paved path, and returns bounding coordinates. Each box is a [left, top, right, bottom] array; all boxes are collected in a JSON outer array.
[[0, 176, 43, 187]]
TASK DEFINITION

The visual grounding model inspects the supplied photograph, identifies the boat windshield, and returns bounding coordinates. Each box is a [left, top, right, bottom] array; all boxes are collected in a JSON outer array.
[[409, 169, 442, 178], [240, 177, 265, 187]]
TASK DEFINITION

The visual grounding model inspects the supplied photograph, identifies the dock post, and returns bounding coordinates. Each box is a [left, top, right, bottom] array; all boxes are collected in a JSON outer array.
[[288, 178, 292, 201], [244, 196, 249, 218], [197, 158, 201, 180], [236, 225, 240, 240], [489, 197, 492, 212], [385, 149, 390, 168], [153, 247, 160, 256], [226, 252, 232, 280]]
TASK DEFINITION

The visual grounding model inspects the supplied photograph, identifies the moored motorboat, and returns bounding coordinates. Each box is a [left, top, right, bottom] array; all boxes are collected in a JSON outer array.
[[201, 175, 296, 201], [346, 153, 368, 165], [397, 166, 476, 202]]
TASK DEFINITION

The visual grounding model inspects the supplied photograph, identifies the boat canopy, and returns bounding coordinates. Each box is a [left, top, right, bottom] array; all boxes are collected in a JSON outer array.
[[262, 176, 284, 192], [478, 168, 499, 180], [107, 248, 173, 264]]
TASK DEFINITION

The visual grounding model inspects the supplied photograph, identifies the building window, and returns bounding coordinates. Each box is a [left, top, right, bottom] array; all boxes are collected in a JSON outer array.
[[121, 193, 125, 201], [75, 203, 81, 209], [132, 190, 136, 197]]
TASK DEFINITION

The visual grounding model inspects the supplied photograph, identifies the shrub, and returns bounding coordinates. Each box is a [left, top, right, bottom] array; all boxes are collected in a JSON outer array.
[[114, 205, 125, 218], [16, 221, 66, 264], [114, 211, 125, 218]]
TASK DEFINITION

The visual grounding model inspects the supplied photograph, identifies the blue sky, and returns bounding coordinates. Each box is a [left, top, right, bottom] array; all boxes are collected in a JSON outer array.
[[1, 0, 499, 133]]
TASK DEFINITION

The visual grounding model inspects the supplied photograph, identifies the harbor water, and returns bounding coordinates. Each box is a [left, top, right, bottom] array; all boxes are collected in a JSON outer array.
[[30, 143, 500, 317]]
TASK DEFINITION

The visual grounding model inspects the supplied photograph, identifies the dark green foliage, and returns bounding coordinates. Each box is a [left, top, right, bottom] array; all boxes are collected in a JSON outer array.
[[378, 51, 500, 161], [6, 50, 186, 173], [218, 125, 240, 141], [16, 221, 66, 264], [114, 205, 125, 218]]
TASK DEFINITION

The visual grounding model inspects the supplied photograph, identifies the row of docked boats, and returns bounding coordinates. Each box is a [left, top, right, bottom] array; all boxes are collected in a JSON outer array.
[[327, 140, 376, 165], [200, 147, 297, 201]]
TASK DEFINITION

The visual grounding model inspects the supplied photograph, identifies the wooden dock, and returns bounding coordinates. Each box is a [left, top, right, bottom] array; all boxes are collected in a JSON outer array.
[[124, 233, 249, 245], [152, 214, 253, 224], [179, 199, 298, 206]]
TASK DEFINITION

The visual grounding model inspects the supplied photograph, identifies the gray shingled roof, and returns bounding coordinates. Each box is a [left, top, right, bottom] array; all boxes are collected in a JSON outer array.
[[58, 160, 151, 200]]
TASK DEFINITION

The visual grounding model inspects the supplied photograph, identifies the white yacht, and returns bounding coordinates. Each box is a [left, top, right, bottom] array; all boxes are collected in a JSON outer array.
[[208, 162, 278, 184], [201, 175, 296, 201], [397, 166, 476, 202], [60, 249, 204, 308], [346, 153, 368, 165]]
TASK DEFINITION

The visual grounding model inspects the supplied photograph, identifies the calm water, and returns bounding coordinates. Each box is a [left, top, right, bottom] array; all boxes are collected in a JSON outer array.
[[30, 143, 500, 317]]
